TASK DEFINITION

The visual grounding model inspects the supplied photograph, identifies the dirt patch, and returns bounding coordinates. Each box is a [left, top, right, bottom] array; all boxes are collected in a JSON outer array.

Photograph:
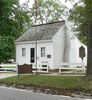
[[14, 85, 72, 96], [1, 83, 92, 99], [2, 84, 90, 97]]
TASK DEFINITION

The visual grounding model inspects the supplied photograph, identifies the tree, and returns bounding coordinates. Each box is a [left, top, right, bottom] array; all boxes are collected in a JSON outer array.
[[68, 0, 92, 77], [29, 0, 65, 24], [0, 0, 31, 63], [84, 0, 92, 77], [0, 36, 15, 63], [69, 5, 87, 44]]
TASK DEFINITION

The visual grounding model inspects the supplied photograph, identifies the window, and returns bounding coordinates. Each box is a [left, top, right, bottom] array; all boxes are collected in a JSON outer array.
[[22, 48, 26, 57], [47, 54, 51, 58], [41, 47, 45, 57]]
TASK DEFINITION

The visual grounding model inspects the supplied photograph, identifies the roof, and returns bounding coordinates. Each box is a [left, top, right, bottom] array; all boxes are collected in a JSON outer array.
[[16, 20, 65, 42]]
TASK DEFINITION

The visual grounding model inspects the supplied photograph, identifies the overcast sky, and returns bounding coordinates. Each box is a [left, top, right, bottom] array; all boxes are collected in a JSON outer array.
[[19, 0, 75, 9]]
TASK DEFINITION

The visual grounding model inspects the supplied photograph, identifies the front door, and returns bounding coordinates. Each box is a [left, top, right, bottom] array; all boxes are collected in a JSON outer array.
[[30, 48, 35, 63]]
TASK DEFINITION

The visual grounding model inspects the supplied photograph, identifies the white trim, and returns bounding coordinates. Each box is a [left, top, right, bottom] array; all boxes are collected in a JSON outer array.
[[16, 40, 52, 45]]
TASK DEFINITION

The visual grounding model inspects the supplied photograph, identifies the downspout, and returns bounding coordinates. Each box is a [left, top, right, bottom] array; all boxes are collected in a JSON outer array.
[[35, 0, 38, 73]]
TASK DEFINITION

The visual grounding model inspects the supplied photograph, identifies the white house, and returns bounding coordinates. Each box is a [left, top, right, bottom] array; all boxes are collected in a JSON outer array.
[[16, 20, 87, 70]]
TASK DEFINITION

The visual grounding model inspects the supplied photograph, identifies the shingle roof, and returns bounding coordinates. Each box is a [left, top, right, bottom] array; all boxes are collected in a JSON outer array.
[[16, 20, 65, 42]]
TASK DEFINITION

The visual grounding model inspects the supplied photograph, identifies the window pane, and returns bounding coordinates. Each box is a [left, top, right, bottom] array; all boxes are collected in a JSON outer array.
[[47, 55, 51, 58], [41, 47, 45, 57], [22, 48, 26, 57]]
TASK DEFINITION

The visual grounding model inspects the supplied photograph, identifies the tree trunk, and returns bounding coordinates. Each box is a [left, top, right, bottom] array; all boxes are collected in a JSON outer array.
[[86, 24, 92, 77], [0, 62, 1, 68]]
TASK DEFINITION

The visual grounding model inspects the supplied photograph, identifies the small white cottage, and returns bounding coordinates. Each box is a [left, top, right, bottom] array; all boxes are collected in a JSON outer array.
[[16, 20, 87, 70]]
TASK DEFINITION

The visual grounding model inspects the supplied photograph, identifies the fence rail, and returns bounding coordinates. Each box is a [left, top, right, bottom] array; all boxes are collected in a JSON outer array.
[[0, 63, 49, 73], [31, 63, 49, 73], [59, 62, 85, 73], [0, 64, 17, 72]]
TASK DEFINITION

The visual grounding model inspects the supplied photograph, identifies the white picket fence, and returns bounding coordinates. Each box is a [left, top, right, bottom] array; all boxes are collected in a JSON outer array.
[[0, 64, 17, 72], [0, 63, 49, 73], [32, 63, 49, 73], [59, 62, 86, 73]]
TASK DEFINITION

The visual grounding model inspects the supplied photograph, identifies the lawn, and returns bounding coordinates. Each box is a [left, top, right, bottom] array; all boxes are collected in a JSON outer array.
[[1, 66, 16, 68], [0, 75, 92, 95]]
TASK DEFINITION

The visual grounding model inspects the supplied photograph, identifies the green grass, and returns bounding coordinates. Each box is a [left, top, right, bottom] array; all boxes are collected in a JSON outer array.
[[0, 75, 92, 93], [1, 66, 16, 68]]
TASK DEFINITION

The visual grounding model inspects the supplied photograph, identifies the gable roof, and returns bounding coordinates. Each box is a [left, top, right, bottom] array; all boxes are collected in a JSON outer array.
[[16, 20, 65, 42]]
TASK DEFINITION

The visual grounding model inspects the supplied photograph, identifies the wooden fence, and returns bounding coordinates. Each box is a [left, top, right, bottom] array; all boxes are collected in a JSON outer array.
[[0, 63, 49, 73], [0, 64, 17, 72], [59, 62, 86, 73]]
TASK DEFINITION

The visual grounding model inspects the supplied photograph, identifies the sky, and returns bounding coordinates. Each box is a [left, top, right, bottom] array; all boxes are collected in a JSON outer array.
[[19, 0, 77, 9]]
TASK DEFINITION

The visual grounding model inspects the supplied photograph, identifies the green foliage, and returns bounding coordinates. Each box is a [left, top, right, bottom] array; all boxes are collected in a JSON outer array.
[[84, 0, 92, 77], [84, 0, 92, 23], [30, 0, 65, 24], [69, 0, 92, 45], [69, 3, 87, 44], [68, 0, 92, 77], [0, 36, 15, 63], [0, 0, 31, 63]]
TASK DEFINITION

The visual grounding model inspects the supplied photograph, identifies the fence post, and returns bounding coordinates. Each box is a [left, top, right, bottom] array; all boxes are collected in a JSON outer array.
[[17, 63, 19, 77]]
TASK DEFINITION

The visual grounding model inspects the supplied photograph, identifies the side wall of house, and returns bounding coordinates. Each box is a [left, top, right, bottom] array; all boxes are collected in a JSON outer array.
[[16, 41, 54, 69], [52, 25, 65, 69], [69, 38, 87, 66], [66, 21, 87, 67]]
